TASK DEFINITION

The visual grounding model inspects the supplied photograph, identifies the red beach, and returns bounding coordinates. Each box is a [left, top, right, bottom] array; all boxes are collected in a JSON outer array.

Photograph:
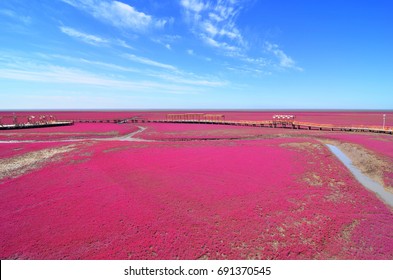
[[1, 111, 392, 259]]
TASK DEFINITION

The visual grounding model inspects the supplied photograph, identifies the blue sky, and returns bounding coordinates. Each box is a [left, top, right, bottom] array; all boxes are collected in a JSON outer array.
[[0, 0, 392, 109]]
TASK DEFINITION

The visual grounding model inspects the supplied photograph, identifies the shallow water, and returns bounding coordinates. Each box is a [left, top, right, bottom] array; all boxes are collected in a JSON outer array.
[[326, 144, 393, 207]]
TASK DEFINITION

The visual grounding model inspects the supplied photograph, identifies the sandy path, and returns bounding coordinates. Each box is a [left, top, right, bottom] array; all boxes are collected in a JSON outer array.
[[0, 145, 76, 180]]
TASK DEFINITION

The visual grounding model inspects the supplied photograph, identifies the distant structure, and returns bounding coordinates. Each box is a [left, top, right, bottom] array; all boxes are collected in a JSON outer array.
[[166, 113, 225, 122], [157, 113, 391, 134], [272, 114, 296, 124], [0, 114, 73, 130]]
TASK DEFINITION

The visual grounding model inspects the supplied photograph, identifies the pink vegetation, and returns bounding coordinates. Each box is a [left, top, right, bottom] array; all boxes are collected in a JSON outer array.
[[1, 136, 392, 259], [138, 123, 287, 140], [1, 111, 392, 259], [0, 123, 138, 141]]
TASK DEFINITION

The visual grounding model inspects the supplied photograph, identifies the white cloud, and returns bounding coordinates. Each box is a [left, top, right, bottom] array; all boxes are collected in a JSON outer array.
[[242, 57, 268, 66], [39, 53, 141, 73], [151, 35, 180, 50], [33, 52, 224, 87], [201, 34, 239, 52], [180, 1, 302, 73], [0, 9, 31, 25], [61, 0, 170, 32], [153, 72, 226, 87], [163, 35, 182, 41], [0, 52, 229, 106], [180, 0, 244, 54], [124, 54, 178, 71], [265, 42, 303, 71], [116, 39, 134, 49], [186, 49, 212, 61], [60, 26, 108, 45], [208, 12, 222, 22], [0, 61, 199, 94], [59, 26, 134, 49], [227, 65, 272, 76], [180, 0, 209, 13], [202, 21, 218, 36]]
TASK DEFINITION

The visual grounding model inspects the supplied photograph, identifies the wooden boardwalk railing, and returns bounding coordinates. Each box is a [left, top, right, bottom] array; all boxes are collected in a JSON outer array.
[[7, 116, 389, 135], [0, 121, 74, 130], [148, 119, 393, 134]]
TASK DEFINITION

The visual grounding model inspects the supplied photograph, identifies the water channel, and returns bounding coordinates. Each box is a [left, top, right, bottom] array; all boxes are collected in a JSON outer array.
[[326, 144, 393, 207]]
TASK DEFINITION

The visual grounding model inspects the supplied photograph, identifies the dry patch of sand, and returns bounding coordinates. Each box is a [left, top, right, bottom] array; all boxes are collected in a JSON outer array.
[[320, 139, 393, 193], [0, 145, 75, 180], [303, 172, 323, 187], [341, 220, 360, 241], [280, 142, 323, 152], [325, 179, 347, 202]]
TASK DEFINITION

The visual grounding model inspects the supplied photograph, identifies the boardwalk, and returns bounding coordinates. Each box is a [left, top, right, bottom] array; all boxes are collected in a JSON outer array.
[[69, 115, 393, 135], [74, 116, 144, 124], [0, 121, 74, 130], [149, 119, 393, 135], [3, 114, 390, 134], [146, 113, 392, 134]]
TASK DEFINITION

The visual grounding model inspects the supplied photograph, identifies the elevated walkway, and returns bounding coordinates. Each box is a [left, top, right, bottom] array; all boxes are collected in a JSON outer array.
[[148, 119, 393, 135], [0, 121, 74, 130]]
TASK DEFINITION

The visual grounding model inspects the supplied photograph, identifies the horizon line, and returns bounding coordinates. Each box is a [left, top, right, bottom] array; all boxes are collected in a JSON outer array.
[[1, 109, 393, 112]]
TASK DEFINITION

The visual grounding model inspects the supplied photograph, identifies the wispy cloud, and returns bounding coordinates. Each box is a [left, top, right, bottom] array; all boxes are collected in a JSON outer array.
[[37, 53, 141, 73], [0, 9, 31, 25], [265, 42, 303, 71], [124, 54, 178, 71], [0, 53, 226, 97], [59, 26, 134, 49], [200, 33, 239, 52], [123, 52, 224, 85], [179, 1, 302, 73], [60, 26, 109, 45], [153, 72, 226, 87], [0, 60, 195, 94], [35, 52, 224, 87], [186, 48, 212, 61], [227, 65, 272, 76], [151, 35, 181, 50], [116, 39, 134, 49], [180, 0, 245, 54], [61, 0, 171, 32]]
